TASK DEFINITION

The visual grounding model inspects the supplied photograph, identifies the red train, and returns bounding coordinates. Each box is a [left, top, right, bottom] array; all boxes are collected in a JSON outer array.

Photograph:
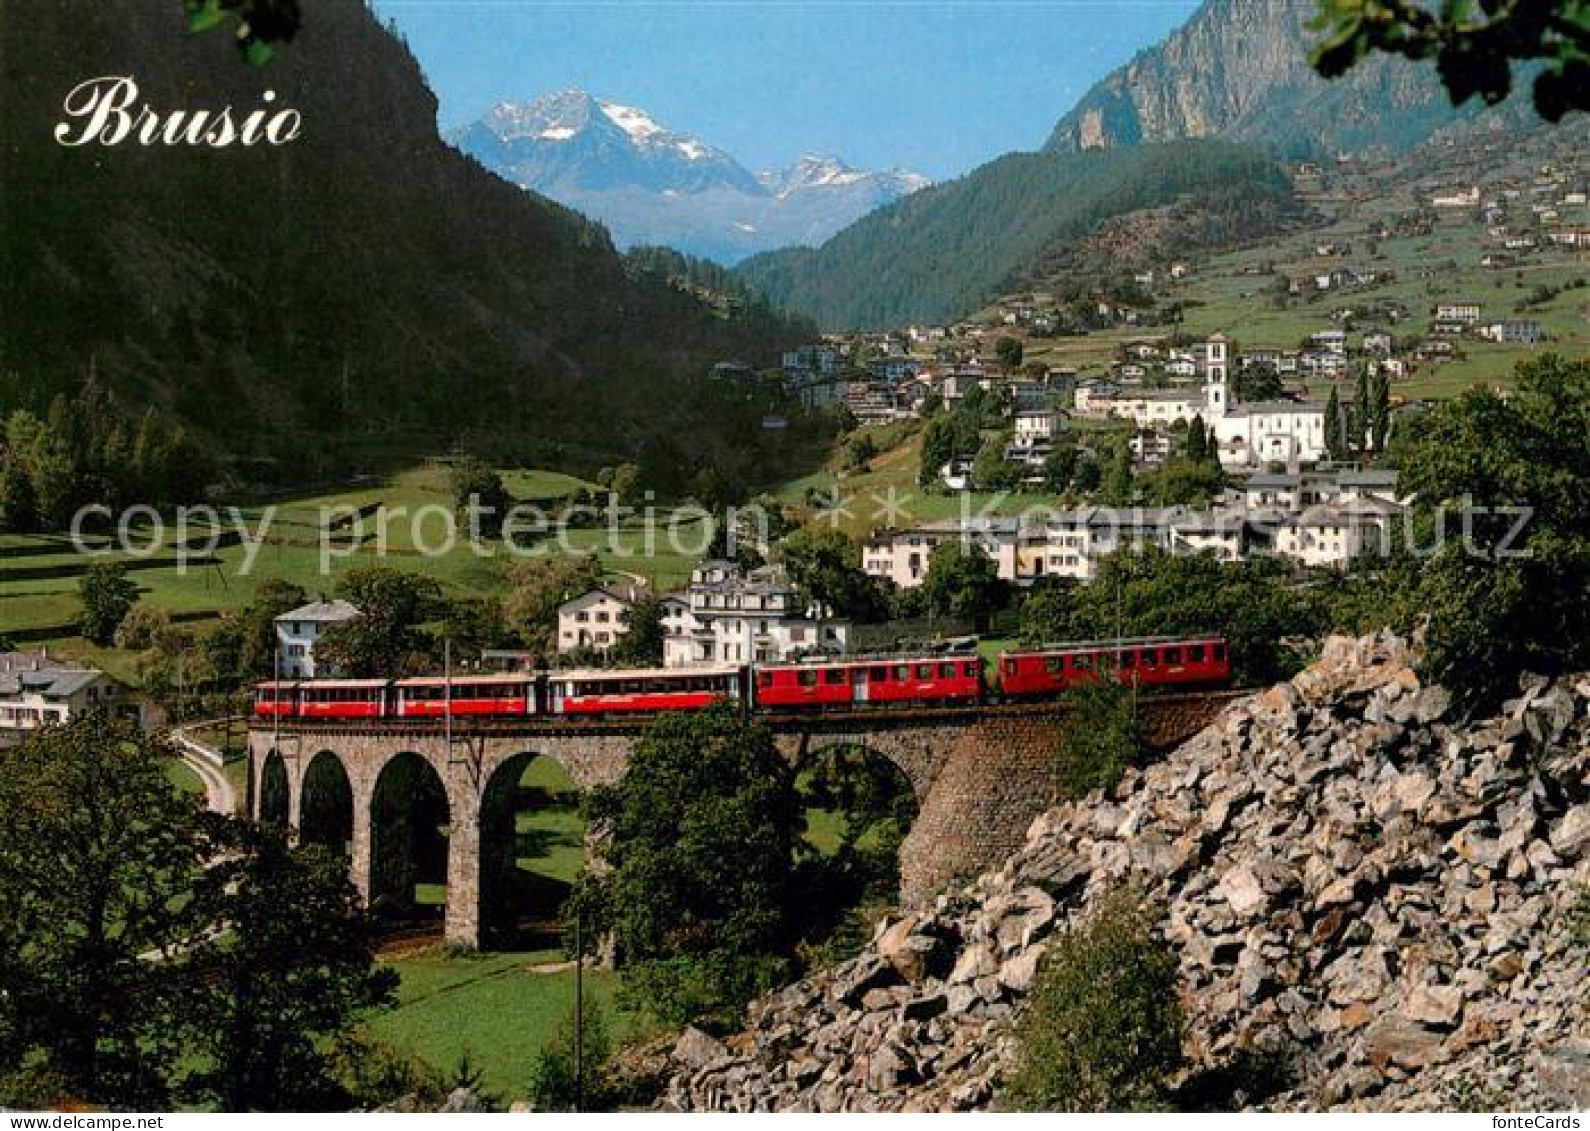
[[253, 634, 1229, 722]]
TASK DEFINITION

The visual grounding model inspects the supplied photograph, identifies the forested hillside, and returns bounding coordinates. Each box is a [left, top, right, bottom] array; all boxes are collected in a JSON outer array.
[[734, 142, 1299, 330], [0, 0, 808, 490]]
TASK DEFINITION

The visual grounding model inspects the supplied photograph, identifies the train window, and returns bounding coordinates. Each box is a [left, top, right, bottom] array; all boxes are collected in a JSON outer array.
[[1214, 643, 1228, 661], [963, 662, 979, 678], [851, 667, 867, 684], [1003, 659, 1016, 675], [1189, 644, 1206, 662], [824, 669, 845, 685], [917, 664, 933, 680], [1075, 654, 1092, 670], [1119, 652, 1135, 669], [894, 665, 909, 681], [939, 663, 956, 679], [1142, 650, 1159, 667], [871, 667, 888, 682], [1045, 658, 1062, 674], [1165, 647, 1182, 664], [799, 670, 818, 687], [757, 672, 772, 688]]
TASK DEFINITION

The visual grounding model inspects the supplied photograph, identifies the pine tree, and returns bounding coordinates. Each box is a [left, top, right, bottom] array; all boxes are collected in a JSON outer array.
[[1353, 366, 1372, 454], [1186, 415, 1210, 465], [1324, 385, 1345, 462]]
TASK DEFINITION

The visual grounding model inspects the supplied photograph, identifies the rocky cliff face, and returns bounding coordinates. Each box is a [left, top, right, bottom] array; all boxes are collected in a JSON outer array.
[[667, 633, 1590, 1111], [1044, 0, 1524, 157]]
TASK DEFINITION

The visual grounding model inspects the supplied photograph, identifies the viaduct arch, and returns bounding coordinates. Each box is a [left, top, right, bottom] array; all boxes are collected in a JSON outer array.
[[249, 693, 1241, 948]]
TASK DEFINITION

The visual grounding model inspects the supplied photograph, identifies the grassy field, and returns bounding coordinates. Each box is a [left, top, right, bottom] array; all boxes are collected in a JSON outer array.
[[0, 462, 711, 684], [371, 947, 634, 1105], [164, 758, 206, 797], [370, 755, 614, 1101]]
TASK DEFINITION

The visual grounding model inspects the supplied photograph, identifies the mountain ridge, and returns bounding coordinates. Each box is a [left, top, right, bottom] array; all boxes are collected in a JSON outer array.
[[451, 88, 929, 263], [733, 140, 1303, 330], [0, 1, 811, 490]]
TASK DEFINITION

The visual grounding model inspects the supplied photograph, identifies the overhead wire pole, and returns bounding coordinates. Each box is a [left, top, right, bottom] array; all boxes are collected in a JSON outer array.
[[574, 905, 585, 1113]]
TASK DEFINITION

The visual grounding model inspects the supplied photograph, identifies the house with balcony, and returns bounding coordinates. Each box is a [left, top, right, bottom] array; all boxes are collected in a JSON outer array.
[[662, 561, 847, 667]]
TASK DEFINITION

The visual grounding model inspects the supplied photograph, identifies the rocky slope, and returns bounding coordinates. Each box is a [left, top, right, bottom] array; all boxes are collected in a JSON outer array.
[[1045, 0, 1531, 158], [667, 633, 1590, 1111]]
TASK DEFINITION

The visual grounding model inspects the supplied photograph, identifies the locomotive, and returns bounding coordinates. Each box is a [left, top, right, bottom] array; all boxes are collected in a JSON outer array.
[[253, 634, 1230, 721]]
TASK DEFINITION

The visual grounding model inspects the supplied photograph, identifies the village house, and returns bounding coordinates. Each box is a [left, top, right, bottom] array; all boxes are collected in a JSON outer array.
[[662, 561, 847, 668], [556, 579, 687, 655], [0, 652, 126, 749], [1481, 319, 1544, 346], [275, 598, 361, 679], [1434, 300, 1484, 326]]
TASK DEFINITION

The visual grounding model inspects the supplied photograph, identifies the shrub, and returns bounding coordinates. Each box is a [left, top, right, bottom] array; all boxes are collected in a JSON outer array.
[[1005, 888, 1184, 1112], [1054, 678, 1146, 799]]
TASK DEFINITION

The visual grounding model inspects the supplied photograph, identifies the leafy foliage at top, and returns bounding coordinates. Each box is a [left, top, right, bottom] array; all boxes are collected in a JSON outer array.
[[735, 142, 1296, 330], [1311, 0, 1590, 122]]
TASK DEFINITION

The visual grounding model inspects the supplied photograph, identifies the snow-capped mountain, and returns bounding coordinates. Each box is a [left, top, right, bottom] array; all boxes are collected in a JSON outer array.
[[450, 90, 929, 263]]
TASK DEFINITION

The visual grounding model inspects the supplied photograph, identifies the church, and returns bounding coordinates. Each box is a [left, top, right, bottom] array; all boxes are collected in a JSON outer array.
[[1200, 334, 1328, 470]]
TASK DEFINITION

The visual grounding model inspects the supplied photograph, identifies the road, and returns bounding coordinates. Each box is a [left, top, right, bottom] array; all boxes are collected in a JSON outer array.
[[171, 724, 239, 815]]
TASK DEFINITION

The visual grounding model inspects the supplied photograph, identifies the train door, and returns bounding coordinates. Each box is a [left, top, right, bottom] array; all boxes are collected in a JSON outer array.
[[851, 665, 869, 704]]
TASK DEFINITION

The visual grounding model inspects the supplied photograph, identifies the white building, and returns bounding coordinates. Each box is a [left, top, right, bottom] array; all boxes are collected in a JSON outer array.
[[863, 518, 1024, 590], [556, 581, 650, 654], [1200, 335, 1328, 470], [0, 652, 124, 748], [662, 561, 848, 667], [274, 599, 361, 679]]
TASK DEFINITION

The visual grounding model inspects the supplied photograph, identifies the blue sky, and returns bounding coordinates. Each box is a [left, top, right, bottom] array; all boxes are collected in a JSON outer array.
[[371, 1, 1199, 180]]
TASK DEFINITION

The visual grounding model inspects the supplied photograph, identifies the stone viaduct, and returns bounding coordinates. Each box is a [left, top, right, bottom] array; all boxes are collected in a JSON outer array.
[[247, 692, 1244, 948]]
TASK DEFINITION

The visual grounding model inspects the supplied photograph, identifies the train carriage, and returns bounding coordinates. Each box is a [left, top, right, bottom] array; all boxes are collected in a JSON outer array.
[[394, 674, 536, 719], [294, 678, 391, 720], [998, 635, 1229, 698], [547, 664, 743, 717], [253, 680, 299, 718], [756, 653, 985, 710]]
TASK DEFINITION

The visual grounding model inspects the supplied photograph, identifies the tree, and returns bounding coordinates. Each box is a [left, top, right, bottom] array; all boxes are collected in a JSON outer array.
[[0, 714, 222, 1106], [503, 555, 605, 654], [449, 457, 512, 537], [972, 431, 1022, 491], [113, 603, 174, 652], [187, 834, 397, 1111], [78, 560, 139, 645], [1393, 354, 1590, 702], [1005, 888, 1185, 1112], [527, 1001, 616, 1113], [574, 707, 801, 1029], [1185, 415, 1211, 466], [995, 335, 1025, 371], [1310, 0, 1590, 123], [921, 541, 1007, 633], [779, 527, 889, 624], [1368, 367, 1392, 452], [0, 458, 38, 533], [315, 567, 442, 677], [1041, 444, 1080, 493], [1232, 366, 1284, 404], [611, 595, 666, 666], [1324, 383, 1348, 461], [1054, 678, 1146, 799]]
